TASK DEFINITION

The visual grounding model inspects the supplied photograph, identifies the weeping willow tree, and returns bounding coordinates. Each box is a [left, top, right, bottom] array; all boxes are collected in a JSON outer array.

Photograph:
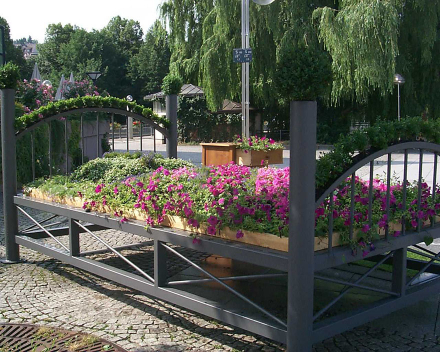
[[161, 0, 440, 124]]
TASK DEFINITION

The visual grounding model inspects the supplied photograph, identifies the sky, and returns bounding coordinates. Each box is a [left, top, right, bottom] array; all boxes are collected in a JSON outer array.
[[2, 0, 164, 43]]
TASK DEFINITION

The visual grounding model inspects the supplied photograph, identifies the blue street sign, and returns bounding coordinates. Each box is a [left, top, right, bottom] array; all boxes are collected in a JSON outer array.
[[233, 48, 252, 63]]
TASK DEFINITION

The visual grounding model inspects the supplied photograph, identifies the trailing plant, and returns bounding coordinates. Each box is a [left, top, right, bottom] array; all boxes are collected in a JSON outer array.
[[161, 73, 183, 95], [26, 162, 440, 257], [0, 62, 20, 89], [14, 95, 170, 133]]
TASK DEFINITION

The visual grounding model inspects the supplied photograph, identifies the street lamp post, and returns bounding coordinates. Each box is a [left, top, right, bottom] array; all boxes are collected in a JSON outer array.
[[394, 73, 405, 122], [239, 0, 276, 139], [85, 71, 102, 158]]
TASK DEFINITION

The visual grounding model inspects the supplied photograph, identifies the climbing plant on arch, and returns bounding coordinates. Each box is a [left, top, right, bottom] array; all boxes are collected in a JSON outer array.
[[14, 95, 170, 138]]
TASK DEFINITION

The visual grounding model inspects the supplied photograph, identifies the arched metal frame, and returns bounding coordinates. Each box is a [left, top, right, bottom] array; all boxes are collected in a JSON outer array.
[[15, 107, 170, 140], [4, 89, 440, 351]]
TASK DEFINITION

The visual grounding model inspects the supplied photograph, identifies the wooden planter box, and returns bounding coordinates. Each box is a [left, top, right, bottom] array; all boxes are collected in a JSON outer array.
[[236, 148, 283, 167], [200, 143, 237, 166], [28, 189, 432, 253]]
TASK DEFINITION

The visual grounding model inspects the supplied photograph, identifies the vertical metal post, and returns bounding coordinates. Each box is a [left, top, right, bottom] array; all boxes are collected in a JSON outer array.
[[397, 83, 401, 122], [241, 0, 250, 138], [31, 131, 35, 181], [140, 122, 143, 152], [245, 0, 250, 138], [126, 116, 129, 152], [65, 118, 68, 175], [111, 114, 115, 151], [69, 218, 80, 256], [154, 240, 168, 287], [153, 129, 156, 153], [166, 95, 178, 159], [392, 248, 407, 296], [48, 121, 52, 177], [96, 115, 100, 158], [288, 100, 316, 352], [1, 89, 19, 262], [80, 114, 84, 164]]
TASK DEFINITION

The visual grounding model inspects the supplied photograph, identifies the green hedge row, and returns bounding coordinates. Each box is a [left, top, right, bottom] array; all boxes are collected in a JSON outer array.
[[15, 96, 170, 132]]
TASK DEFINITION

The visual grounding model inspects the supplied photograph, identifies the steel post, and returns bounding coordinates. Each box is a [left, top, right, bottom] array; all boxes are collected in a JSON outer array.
[[69, 218, 80, 256], [1, 89, 19, 262], [96, 115, 100, 158], [287, 100, 317, 351], [166, 94, 178, 159], [392, 248, 407, 296], [154, 240, 167, 287]]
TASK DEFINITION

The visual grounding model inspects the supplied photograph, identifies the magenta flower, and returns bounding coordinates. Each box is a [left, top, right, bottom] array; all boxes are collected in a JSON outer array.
[[113, 187, 119, 195], [207, 216, 219, 226], [207, 225, 216, 235], [95, 185, 102, 193], [236, 230, 244, 239], [188, 218, 199, 228]]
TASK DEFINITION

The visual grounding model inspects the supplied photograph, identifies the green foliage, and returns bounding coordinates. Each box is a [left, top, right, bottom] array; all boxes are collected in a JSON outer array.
[[128, 21, 171, 96], [177, 96, 241, 142], [161, 74, 183, 95], [0, 62, 20, 89], [275, 39, 332, 101], [70, 152, 193, 183], [0, 17, 29, 78], [15, 96, 169, 133], [313, 0, 399, 103]]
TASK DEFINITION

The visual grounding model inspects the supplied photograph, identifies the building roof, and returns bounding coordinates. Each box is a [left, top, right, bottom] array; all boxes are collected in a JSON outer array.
[[144, 83, 204, 100], [145, 84, 256, 113]]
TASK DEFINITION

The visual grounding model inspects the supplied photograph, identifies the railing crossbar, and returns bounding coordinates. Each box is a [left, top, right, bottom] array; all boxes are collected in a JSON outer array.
[[16, 206, 69, 252], [168, 272, 287, 286], [162, 243, 288, 329], [74, 220, 154, 283], [314, 274, 399, 297], [406, 247, 440, 287], [313, 251, 394, 321], [21, 214, 59, 233]]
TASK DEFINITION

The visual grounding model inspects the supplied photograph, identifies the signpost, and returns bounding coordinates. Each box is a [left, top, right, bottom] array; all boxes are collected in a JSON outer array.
[[233, 48, 252, 63], [235, 0, 276, 139]]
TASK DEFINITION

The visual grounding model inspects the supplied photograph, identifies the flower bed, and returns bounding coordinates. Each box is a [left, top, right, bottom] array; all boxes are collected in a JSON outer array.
[[24, 153, 440, 254]]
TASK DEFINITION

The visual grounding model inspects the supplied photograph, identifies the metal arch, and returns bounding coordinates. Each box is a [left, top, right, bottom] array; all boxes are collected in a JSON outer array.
[[316, 142, 440, 206], [15, 107, 170, 140]]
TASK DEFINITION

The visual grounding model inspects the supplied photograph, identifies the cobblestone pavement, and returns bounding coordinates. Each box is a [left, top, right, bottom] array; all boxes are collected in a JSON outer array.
[[2, 204, 440, 351]]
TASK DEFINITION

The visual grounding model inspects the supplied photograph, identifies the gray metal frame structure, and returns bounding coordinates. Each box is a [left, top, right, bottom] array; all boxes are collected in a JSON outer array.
[[3, 89, 440, 351]]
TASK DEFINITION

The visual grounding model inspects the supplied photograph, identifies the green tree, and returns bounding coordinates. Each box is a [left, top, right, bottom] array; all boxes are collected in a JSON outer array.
[[128, 20, 171, 97], [0, 17, 28, 78], [162, 0, 440, 129], [36, 23, 77, 82]]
